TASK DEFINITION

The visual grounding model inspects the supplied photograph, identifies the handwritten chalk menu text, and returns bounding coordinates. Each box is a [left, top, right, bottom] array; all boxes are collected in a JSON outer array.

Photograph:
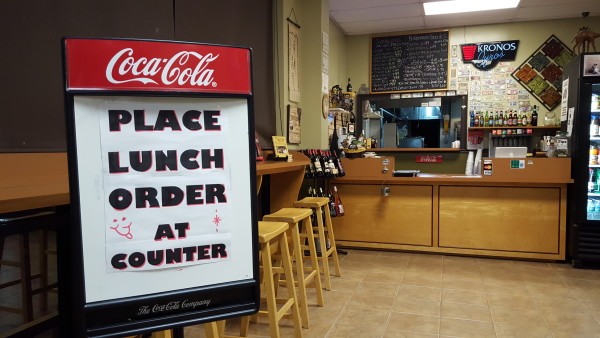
[[371, 31, 449, 93], [63, 38, 258, 337]]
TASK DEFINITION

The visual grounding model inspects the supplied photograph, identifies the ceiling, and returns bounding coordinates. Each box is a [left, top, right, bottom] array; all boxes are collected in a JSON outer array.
[[330, 0, 600, 35]]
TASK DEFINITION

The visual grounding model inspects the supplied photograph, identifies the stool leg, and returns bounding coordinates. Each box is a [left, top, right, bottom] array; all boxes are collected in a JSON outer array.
[[287, 222, 310, 329], [301, 217, 324, 307], [313, 207, 331, 291], [323, 206, 341, 277], [19, 232, 34, 322], [278, 233, 302, 338], [262, 237, 281, 338], [40, 230, 49, 312]]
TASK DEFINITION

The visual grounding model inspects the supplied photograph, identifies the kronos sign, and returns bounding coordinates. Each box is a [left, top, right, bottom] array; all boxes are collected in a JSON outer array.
[[461, 40, 519, 70]]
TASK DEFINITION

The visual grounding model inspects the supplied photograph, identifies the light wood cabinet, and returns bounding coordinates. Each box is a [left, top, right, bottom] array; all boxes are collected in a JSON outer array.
[[333, 184, 433, 246], [438, 186, 561, 254]]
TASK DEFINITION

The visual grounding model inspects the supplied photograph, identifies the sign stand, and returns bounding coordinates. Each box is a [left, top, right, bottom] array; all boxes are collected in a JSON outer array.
[[60, 38, 259, 337]]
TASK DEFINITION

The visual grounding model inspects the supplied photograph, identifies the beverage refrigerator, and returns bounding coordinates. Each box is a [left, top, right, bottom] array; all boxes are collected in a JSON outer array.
[[563, 52, 600, 268]]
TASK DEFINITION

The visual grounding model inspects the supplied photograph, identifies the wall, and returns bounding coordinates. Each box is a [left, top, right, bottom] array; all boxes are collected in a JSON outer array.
[[344, 17, 600, 121], [0, 0, 274, 152]]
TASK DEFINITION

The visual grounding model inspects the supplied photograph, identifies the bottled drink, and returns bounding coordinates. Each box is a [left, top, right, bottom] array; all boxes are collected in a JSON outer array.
[[328, 189, 337, 217], [494, 111, 499, 127], [333, 151, 346, 177], [592, 116, 600, 136], [332, 186, 344, 216], [590, 168, 596, 192], [312, 150, 324, 177], [484, 111, 489, 127], [498, 112, 504, 127], [522, 112, 529, 126], [531, 105, 538, 126], [346, 78, 352, 92], [327, 151, 339, 177], [590, 145, 599, 165], [517, 113, 522, 126], [470, 111, 475, 127], [474, 112, 480, 127], [479, 113, 484, 127]]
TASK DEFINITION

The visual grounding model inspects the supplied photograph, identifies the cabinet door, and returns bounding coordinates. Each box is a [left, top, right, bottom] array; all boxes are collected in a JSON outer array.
[[439, 186, 560, 253], [333, 184, 433, 246]]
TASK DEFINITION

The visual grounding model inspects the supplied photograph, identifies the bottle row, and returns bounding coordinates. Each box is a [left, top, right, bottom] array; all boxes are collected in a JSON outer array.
[[588, 168, 600, 192], [470, 105, 539, 127], [307, 185, 344, 218], [587, 198, 600, 221], [302, 149, 346, 178]]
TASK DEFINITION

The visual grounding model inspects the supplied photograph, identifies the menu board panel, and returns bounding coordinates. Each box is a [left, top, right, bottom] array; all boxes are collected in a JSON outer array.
[[371, 31, 449, 93]]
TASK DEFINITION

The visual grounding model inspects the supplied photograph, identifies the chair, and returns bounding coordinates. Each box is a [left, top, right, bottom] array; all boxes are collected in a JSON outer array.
[[293, 197, 342, 291]]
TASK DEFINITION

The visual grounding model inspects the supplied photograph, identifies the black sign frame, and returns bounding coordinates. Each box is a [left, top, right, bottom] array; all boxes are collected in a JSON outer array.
[[370, 30, 450, 93], [60, 38, 260, 337]]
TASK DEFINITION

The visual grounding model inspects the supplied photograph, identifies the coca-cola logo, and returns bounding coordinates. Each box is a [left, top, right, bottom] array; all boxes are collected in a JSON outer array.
[[105, 48, 219, 87], [416, 155, 442, 163]]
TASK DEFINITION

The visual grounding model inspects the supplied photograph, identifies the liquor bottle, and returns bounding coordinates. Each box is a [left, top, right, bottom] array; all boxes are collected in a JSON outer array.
[[346, 78, 353, 93], [312, 150, 324, 177], [332, 185, 345, 216], [334, 151, 346, 177], [531, 105, 538, 126], [328, 188, 338, 217], [484, 111, 489, 127]]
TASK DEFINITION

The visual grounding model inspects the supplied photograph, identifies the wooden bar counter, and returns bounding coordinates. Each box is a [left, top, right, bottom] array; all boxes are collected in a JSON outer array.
[[331, 156, 573, 261]]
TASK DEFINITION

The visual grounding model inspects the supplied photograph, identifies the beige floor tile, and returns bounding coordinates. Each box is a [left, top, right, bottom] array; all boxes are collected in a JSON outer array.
[[301, 318, 336, 338], [493, 321, 553, 338], [544, 312, 600, 336], [480, 271, 523, 284], [383, 329, 439, 337], [443, 260, 480, 271], [485, 293, 536, 309], [392, 298, 441, 316], [405, 266, 443, 278], [339, 259, 376, 272], [330, 279, 360, 293], [397, 285, 442, 301], [357, 281, 400, 297], [443, 268, 482, 280], [401, 274, 443, 288], [512, 260, 552, 269], [439, 317, 495, 338], [443, 255, 480, 264], [409, 254, 444, 266], [483, 280, 529, 295], [336, 306, 390, 328], [534, 297, 590, 315], [337, 268, 368, 281], [307, 303, 344, 322], [441, 301, 492, 321], [442, 276, 485, 292], [442, 289, 487, 306], [585, 301, 600, 319], [307, 290, 353, 307], [386, 312, 440, 335], [569, 287, 600, 302], [563, 278, 600, 290], [327, 323, 384, 338], [370, 263, 408, 274], [363, 270, 405, 284], [489, 306, 545, 325], [525, 282, 577, 300], [347, 293, 395, 310], [552, 268, 600, 280]]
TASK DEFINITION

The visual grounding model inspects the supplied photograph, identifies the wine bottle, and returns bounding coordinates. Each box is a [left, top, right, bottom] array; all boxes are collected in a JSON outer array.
[[320, 150, 331, 177], [313, 150, 324, 177], [346, 78, 352, 92], [531, 105, 538, 126], [333, 151, 346, 177], [328, 151, 339, 177], [328, 188, 337, 217], [333, 185, 345, 216]]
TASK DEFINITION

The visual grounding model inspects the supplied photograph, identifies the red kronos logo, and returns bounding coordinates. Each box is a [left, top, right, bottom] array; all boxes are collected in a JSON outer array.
[[65, 39, 251, 94], [461, 45, 477, 61]]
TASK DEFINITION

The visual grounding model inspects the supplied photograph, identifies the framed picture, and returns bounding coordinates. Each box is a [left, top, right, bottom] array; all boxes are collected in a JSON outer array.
[[288, 105, 301, 144], [583, 54, 600, 77], [272, 136, 289, 158], [255, 132, 264, 161]]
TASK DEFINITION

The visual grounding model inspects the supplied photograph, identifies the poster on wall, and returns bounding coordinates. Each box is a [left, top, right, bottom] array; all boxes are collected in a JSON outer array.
[[289, 22, 301, 102], [62, 38, 259, 337]]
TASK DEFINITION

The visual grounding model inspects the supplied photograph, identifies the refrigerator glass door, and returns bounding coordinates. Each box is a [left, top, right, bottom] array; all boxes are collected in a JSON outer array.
[[586, 84, 600, 221]]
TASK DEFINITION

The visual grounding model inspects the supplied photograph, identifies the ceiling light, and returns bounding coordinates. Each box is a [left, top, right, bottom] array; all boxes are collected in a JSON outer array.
[[423, 0, 520, 15]]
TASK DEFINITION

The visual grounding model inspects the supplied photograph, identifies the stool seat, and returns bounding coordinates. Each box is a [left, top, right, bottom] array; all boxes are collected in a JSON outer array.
[[263, 208, 312, 223], [258, 221, 289, 243], [293, 197, 329, 208]]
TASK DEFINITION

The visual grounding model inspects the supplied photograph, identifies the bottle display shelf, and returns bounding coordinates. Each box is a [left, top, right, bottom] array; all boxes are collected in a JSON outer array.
[[468, 126, 560, 130]]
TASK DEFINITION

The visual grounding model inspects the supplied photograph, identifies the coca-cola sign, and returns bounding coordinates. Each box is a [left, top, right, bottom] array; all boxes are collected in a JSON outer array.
[[65, 38, 251, 94], [416, 155, 443, 163]]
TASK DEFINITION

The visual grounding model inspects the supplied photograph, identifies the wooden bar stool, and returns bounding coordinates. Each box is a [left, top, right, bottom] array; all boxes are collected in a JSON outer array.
[[262, 208, 324, 329], [245, 221, 302, 338], [293, 197, 341, 291]]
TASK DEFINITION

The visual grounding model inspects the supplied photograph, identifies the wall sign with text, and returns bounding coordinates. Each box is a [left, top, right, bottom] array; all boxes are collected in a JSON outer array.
[[461, 40, 519, 70], [62, 38, 258, 337]]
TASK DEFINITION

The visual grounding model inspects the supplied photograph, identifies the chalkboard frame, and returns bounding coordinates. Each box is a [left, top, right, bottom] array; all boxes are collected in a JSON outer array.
[[370, 30, 450, 94]]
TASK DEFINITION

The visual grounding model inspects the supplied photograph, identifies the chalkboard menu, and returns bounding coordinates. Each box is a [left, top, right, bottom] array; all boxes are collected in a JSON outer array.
[[371, 30, 449, 93]]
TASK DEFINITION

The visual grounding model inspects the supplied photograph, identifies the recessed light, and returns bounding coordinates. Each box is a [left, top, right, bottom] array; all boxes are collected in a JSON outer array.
[[423, 0, 520, 16]]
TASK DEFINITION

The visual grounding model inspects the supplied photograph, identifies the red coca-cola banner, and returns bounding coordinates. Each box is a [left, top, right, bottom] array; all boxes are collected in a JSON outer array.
[[64, 38, 251, 94]]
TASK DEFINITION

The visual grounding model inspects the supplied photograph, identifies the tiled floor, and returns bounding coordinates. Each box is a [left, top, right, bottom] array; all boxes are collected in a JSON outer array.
[[3, 241, 600, 337], [183, 249, 600, 338]]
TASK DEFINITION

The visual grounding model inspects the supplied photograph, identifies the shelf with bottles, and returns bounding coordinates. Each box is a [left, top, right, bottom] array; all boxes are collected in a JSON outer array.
[[469, 126, 560, 130], [591, 137, 600, 141], [589, 193, 600, 197]]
